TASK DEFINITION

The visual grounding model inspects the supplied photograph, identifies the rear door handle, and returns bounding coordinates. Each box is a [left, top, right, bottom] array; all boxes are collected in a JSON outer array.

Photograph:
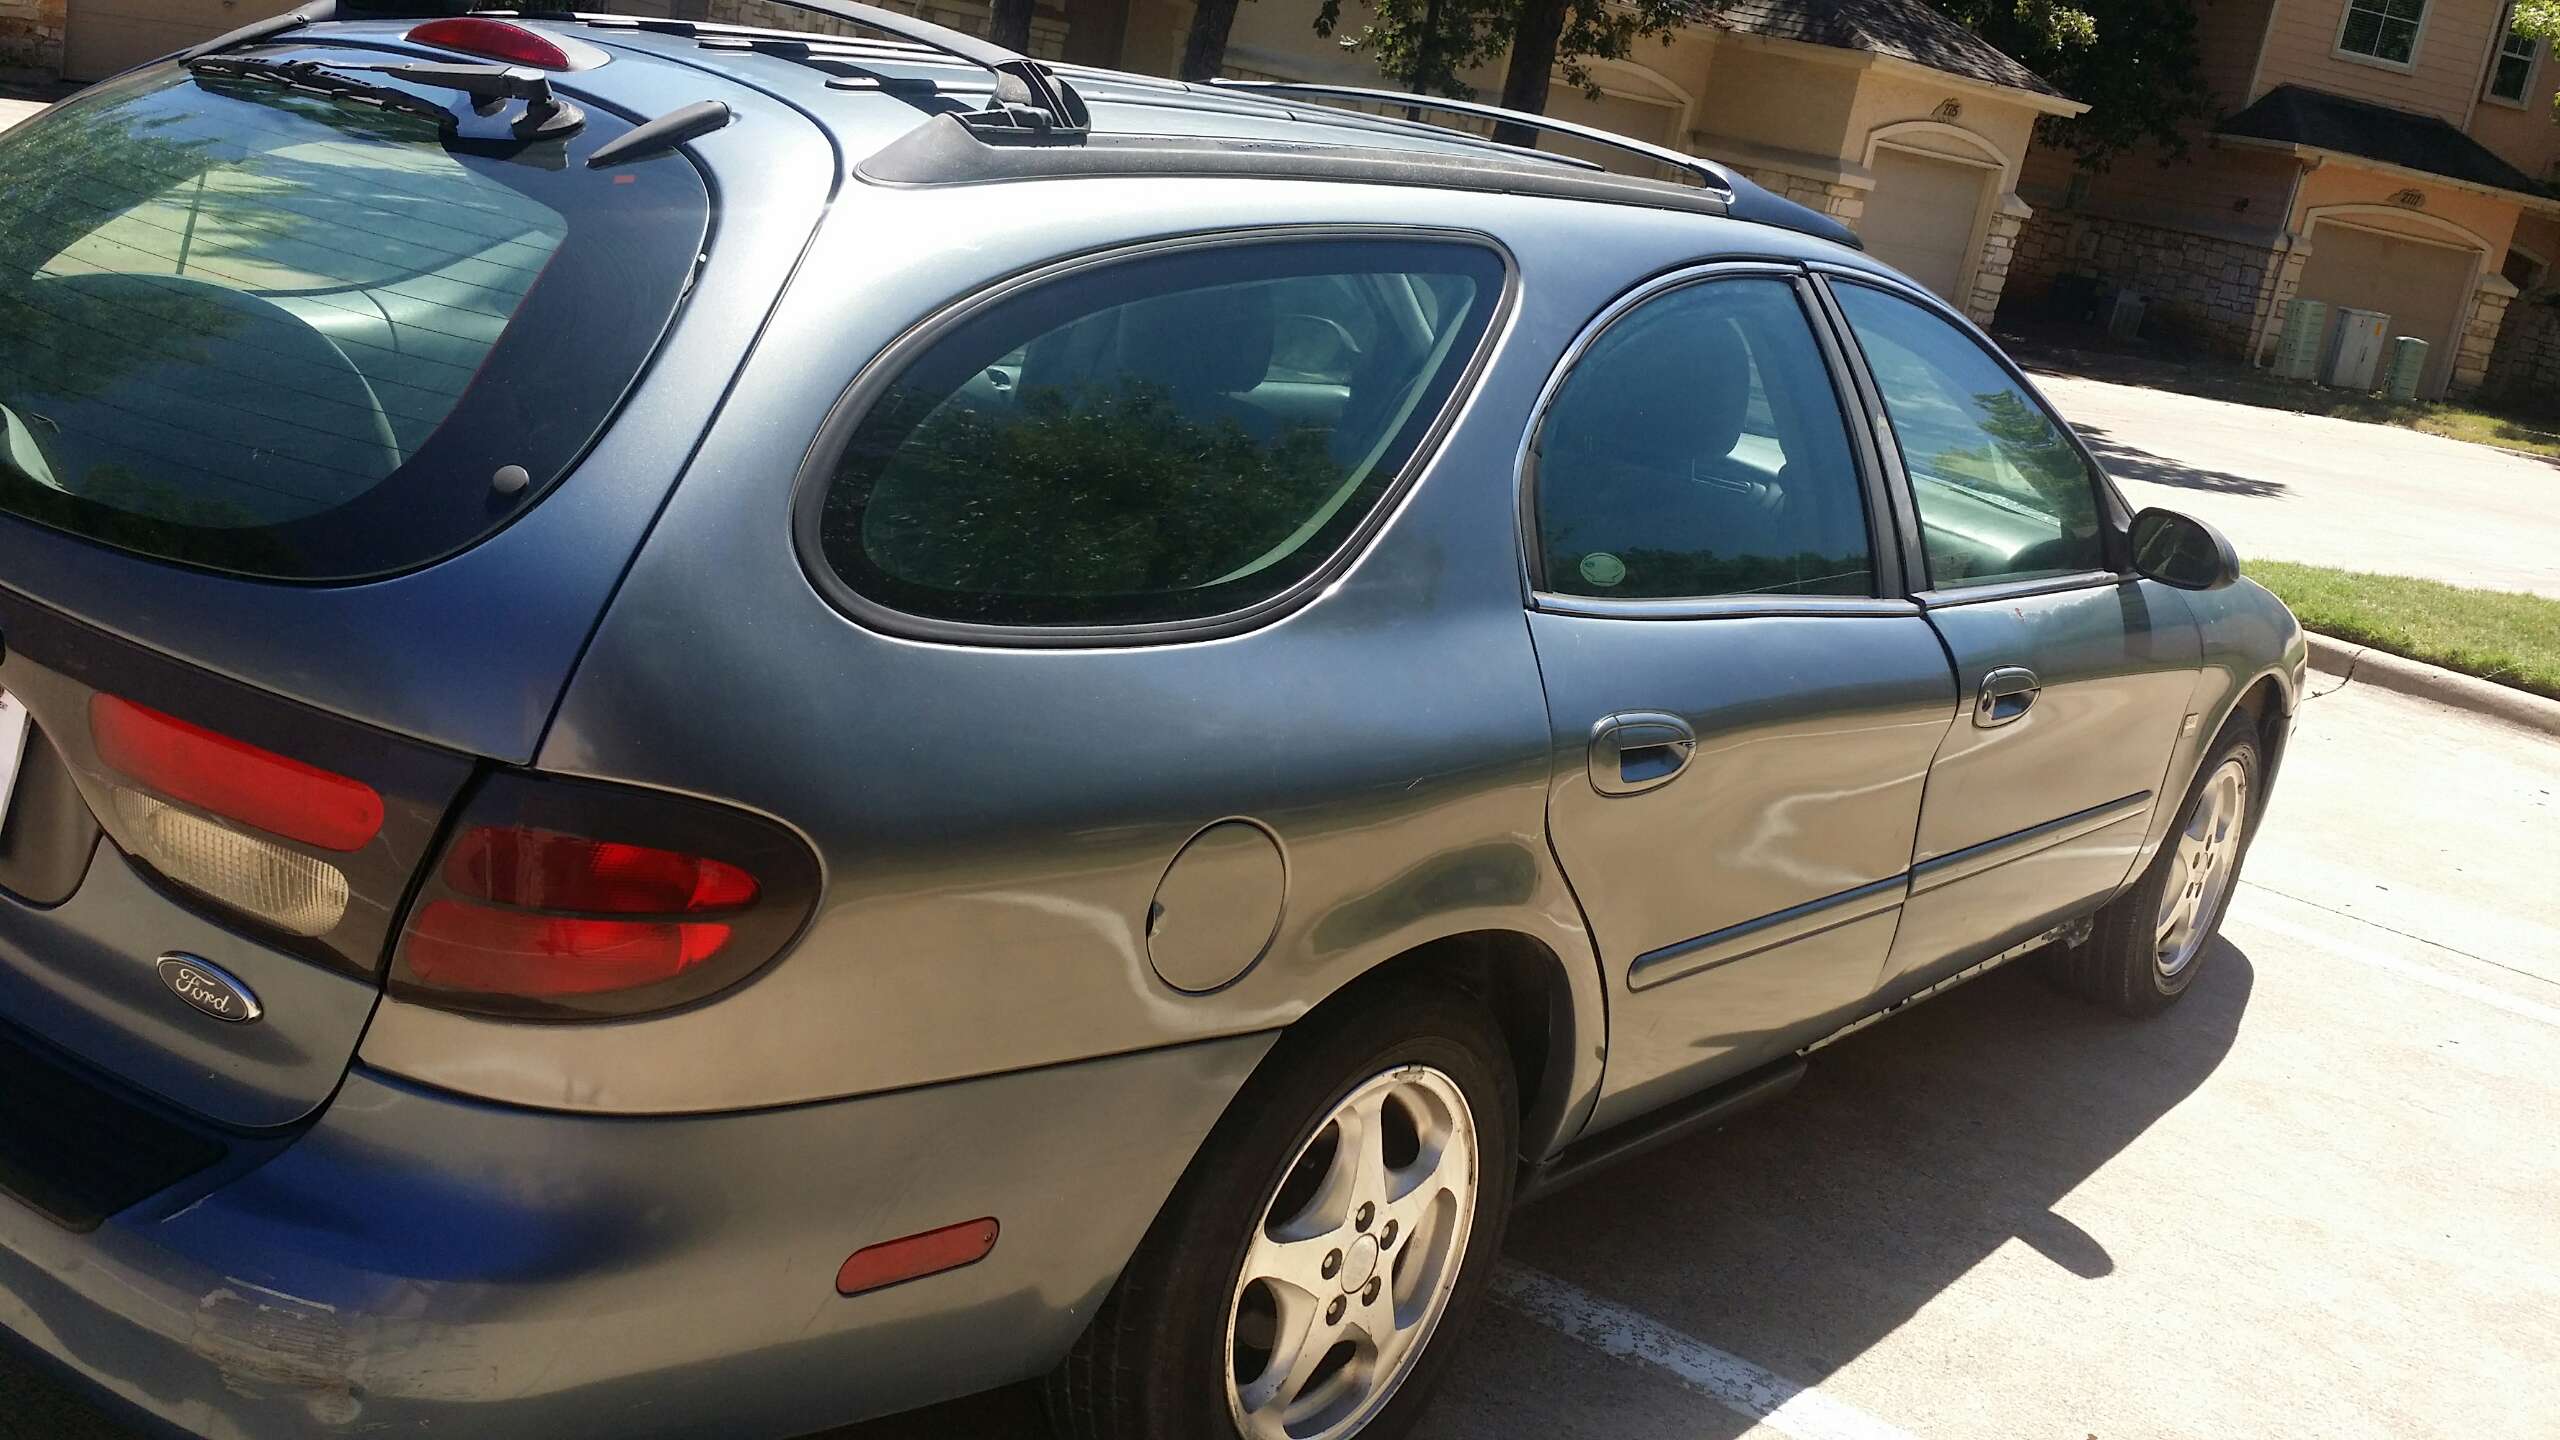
[[1974, 667, 2041, 728], [1588, 712, 1696, 796]]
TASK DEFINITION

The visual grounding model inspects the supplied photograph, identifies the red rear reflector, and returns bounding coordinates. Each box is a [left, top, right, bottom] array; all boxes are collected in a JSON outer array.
[[443, 826, 759, 913], [836, 1219, 1001, 1297], [406, 17, 573, 69], [401, 900, 732, 997], [90, 695, 384, 852]]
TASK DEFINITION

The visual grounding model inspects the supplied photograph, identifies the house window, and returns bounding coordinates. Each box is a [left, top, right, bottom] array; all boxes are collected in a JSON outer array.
[[2338, 0, 2426, 65], [2489, 29, 2538, 101]]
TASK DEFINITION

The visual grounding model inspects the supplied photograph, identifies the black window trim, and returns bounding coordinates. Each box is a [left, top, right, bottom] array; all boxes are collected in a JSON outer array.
[[1515, 260, 1911, 620], [1807, 265, 2136, 607], [787, 224, 1519, 649]]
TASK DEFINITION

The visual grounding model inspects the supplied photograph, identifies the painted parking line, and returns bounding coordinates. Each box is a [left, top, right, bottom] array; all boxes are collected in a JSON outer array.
[[2232, 893, 2560, 1029], [1491, 1263, 1921, 1440]]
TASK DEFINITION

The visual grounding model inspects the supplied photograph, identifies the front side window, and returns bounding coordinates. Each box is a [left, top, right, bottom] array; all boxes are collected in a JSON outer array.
[[1532, 276, 1874, 600], [812, 239, 1503, 629], [0, 59, 708, 580], [2490, 28, 2538, 100], [1831, 282, 2106, 590], [2339, 0, 2426, 65]]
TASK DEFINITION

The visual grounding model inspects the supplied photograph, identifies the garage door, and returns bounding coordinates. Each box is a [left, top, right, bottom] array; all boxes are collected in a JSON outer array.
[[1862, 147, 1990, 302], [63, 0, 288, 82], [2294, 220, 2478, 399]]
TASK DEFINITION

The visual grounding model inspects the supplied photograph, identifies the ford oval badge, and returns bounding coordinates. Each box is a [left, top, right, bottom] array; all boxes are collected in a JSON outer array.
[[156, 953, 262, 1024]]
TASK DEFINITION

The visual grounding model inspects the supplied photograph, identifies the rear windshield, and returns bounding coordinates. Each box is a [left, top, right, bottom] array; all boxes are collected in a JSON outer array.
[[0, 56, 709, 580]]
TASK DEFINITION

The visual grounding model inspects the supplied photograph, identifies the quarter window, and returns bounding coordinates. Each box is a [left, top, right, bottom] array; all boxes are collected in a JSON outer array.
[[1830, 282, 2106, 590], [811, 239, 1502, 629], [2339, 0, 2425, 65], [2490, 28, 2538, 101], [1532, 276, 1875, 600]]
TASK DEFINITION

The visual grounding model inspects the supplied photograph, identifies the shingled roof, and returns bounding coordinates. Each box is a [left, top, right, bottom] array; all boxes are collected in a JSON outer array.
[[1698, 0, 2068, 100], [2219, 84, 2546, 196]]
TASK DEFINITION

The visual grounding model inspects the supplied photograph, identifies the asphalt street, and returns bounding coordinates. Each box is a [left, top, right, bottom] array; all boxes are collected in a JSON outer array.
[[2032, 367, 2560, 599]]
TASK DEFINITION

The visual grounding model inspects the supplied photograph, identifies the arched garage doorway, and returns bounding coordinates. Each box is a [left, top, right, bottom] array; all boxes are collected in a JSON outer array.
[[1861, 121, 2007, 305], [2293, 206, 2489, 400]]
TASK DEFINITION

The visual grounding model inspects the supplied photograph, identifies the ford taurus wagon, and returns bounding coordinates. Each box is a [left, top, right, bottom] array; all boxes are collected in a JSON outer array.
[[0, 4, 2305, 1437]]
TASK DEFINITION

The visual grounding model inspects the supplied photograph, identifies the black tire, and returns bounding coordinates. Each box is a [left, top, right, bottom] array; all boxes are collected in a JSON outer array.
[[1044, 979, 1518, 1440], [2047, 720, 2262, 1017]]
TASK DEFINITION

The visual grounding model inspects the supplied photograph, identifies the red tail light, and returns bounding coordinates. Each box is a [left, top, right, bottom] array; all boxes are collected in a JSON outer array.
[[391, 774, 820, 1020], [90, 695, 383, 852], [406, 17, 574, 69]]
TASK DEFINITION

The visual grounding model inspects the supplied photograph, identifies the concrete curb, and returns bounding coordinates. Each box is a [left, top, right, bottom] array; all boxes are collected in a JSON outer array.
[[2305, 631, 2560, 740]]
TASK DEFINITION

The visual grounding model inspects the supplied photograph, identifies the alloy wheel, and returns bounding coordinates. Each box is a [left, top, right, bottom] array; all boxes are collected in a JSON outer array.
[[1223, 1065, 1479, 1440], [2156, 757, 2250, 978]]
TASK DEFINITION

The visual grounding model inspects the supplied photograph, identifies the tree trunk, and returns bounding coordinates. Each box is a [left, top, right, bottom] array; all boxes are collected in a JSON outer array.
[[989, 0, 1037, 53], [1493, 0, 1567, 148], [1180, 0, 1245, 82]]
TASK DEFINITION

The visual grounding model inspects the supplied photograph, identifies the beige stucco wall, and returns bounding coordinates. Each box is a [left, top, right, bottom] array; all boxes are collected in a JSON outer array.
[[2253, 0, 2503, 125], [2288, 156, 2526, 253], [2020, 140, 2301, 244]]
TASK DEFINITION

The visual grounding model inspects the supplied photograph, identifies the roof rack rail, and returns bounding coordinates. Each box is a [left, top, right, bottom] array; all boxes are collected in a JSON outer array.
[[744, 0, 1089, 136], [1206, 79, 1735, 197]]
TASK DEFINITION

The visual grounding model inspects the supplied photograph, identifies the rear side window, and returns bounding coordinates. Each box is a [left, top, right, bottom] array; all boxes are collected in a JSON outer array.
[[1533, 275, 1875, 600], [0, 61, 708, 580], [809, 238, 1505, 630]]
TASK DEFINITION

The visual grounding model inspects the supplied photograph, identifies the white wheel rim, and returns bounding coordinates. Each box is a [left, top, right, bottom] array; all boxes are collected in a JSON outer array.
[[1223, 1065, 1479, 1440], [2155, 757, 2249, 979]]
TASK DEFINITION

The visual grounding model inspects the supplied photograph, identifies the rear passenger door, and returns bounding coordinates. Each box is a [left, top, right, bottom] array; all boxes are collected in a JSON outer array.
[[1524, 266, 1958, 1132], [1816, 273, 2201, 990]]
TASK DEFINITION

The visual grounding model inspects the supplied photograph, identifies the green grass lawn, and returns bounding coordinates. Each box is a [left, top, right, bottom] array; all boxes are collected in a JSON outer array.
[[2249, 561, 2560, 700]]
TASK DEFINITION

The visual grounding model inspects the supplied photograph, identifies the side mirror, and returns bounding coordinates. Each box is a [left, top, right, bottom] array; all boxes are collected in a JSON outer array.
[[2127, 507, 2240, 591]]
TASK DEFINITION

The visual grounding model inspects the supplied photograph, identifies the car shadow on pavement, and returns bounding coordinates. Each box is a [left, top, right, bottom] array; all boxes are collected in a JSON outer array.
[[830, 944, 2254, 1439], [2072, 424, 2286, 499]]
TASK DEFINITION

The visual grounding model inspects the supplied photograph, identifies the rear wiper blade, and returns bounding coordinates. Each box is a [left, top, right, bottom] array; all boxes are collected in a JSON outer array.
[[337, 60, 585, 140], [184, 54, 459, 135], [183, 54, 586, 141]]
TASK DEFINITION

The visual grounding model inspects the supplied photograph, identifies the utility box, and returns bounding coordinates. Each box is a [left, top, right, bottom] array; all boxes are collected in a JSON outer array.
[[2384, 336, 2428, 401], [2322, 307, 2392, 390], [2106, 289, 2146, 340], [2272, 299, 2329, 380]]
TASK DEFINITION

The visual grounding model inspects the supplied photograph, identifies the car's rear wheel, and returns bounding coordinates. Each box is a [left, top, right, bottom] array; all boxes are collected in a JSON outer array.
[[1046, 981, 1516, 1440], [2048, 721, 2261, 1016]]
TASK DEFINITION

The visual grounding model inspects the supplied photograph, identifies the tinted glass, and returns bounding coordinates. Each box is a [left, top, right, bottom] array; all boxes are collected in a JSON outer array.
[[1534, 276, 1873, 599], [815, 240, 1503, 628], [0, 61, 708, 580], [1832, 282, 2106, 589]]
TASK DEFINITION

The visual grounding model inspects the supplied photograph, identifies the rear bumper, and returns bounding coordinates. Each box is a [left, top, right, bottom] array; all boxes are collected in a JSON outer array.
[[0, 1033, 1271, 1439]]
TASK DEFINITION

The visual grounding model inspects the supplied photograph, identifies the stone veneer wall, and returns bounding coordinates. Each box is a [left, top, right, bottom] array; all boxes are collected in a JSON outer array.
[[2479, 290, 2560, 408], [2450, 277, 2517, 396], [0, 0, 65, 76], [2004, 208, 2288, 358]]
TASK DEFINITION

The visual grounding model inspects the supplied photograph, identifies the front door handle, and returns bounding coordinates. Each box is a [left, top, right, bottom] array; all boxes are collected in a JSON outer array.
[[1589, 711, 1697, 796], [1975, 666, 2041, 728]]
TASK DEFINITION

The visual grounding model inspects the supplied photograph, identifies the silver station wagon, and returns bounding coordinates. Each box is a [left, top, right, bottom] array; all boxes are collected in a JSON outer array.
[[0, 4, 2305, 1438]]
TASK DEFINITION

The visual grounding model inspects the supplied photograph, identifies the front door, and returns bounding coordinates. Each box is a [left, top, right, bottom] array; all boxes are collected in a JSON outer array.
[[1821, 275, 2201, 991], [1524, 267, 1958, 1132]]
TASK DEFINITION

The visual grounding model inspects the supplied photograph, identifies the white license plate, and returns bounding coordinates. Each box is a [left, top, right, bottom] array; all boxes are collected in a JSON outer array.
[[0, 689, 29, 825]]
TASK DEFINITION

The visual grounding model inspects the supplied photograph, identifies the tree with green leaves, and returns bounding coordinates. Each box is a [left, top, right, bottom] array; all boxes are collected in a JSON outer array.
[[1312, 0, 1696, 146], [1926, 0, 2209, 168]]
